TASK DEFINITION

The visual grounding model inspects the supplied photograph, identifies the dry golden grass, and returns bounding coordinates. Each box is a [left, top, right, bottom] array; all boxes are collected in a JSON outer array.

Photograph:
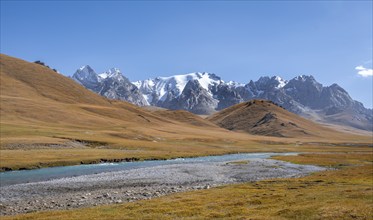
[[5, 152, 372, 220], [226, 160, 250, 165], [207, 100, 354, 138], [152, 109, 218, 127], [0, 149, 179, 170], [1, 117, 372, 171], [273, 152, 373, 167]]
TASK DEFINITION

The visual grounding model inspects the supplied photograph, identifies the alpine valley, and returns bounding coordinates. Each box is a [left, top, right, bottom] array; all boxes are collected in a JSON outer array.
[[1, 54, 372, 219], [2, 1, 373, 219], [72, 66, 373, 131]]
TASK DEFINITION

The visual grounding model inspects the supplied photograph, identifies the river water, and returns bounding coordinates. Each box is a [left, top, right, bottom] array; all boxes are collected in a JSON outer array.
[[0, 152, 296, 186]]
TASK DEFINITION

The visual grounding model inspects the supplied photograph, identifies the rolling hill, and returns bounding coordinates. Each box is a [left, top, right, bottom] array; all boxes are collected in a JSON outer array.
[[207, 100, 354, 138]]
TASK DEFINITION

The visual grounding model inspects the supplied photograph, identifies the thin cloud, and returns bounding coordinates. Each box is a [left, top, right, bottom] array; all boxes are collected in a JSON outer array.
[[355, 65, 373, 77]]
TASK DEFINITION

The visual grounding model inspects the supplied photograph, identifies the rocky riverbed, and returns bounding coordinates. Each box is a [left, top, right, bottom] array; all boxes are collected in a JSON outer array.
[[0, 158, 326, 215]]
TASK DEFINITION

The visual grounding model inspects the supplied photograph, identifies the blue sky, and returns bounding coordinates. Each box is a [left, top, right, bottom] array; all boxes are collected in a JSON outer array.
[[1, 1, 372, 108]]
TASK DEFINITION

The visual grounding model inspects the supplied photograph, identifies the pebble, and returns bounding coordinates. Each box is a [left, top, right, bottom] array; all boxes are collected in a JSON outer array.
[[103, 193, 110, 198]]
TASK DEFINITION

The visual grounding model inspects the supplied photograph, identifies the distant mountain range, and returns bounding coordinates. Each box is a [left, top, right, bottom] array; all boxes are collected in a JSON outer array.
[[72, 66, 373, 131], [72, 66, 147, 106]]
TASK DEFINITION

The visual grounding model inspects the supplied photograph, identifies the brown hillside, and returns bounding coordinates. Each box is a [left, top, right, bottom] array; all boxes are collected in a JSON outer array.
[[0, 54, 229, 148], [0, 54, 163, 127], [0, 54, 110, 105], [207, 100, 347, 138], [152, 110, 218, 127]]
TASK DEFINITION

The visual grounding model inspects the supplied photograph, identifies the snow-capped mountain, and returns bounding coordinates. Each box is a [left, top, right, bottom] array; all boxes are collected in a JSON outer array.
[[134, 73, 371, 130], [72, 67, 372, 131], [72, 65, 147, 106], [133, 72, 223, 113], [133, 74, 294, 113], [133, 72, 222, 104], [72, 65, 102, 92]]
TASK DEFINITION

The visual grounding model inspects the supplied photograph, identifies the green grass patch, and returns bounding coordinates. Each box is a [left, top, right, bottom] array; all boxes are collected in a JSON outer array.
[[226, 160, 250, 165]]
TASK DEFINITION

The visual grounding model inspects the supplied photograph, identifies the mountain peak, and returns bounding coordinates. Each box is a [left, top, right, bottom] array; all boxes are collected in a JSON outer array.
[[294, 75, 316, 82], [72, 65, 147, 106], [108, 67, 121, 73], [78, 65, 94, 72], [273, 76, 287, 88], [329, 83, 342, 88], [72, 65, 99, 84], [255, 76, 287, 90], [99, 68, 122, 79]]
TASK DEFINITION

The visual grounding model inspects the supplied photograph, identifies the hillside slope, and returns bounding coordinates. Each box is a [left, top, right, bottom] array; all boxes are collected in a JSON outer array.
[[0, 54, 159, 127], [207, 100, 349, 138], [0, 54, 224, 146]]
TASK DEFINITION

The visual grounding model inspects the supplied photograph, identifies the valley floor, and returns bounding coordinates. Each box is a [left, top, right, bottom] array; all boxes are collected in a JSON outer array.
[[2, 151, 372, 219]]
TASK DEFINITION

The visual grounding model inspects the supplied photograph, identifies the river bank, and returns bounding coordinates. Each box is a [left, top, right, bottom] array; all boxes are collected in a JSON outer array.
[[0, 157, 325, 216]]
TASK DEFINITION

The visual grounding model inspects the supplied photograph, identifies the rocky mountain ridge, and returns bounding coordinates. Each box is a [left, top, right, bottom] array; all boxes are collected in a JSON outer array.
[[71, 67, 372, 131], [72, 65, 147, 106]]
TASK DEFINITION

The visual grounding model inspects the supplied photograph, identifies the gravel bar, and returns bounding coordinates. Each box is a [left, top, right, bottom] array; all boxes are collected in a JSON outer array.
[[0, 158, 326, 215]]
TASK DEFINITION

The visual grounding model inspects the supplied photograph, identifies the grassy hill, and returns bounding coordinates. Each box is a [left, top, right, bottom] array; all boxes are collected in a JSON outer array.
[[207, 100, 346, 138]]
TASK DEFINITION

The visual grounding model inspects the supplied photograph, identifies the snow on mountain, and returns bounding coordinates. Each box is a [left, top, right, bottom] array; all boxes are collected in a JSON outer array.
[[133, 73, 293, 114], [133, 72, 223, 104], [226, 81, 245, 88], [274, 76, 287, 88], [98, 68, 122, 79]]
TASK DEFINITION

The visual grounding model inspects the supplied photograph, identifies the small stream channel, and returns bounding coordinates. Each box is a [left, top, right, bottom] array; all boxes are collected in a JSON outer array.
[[0, 152, 297, 186]]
